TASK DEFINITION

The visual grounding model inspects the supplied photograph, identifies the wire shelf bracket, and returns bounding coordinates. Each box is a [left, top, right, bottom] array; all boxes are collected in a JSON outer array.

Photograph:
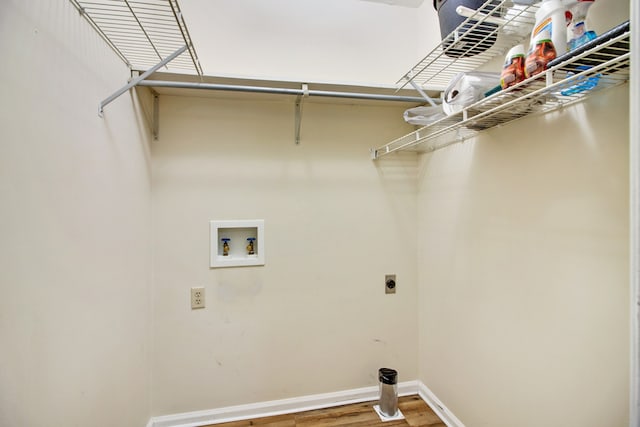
[[98, 44, 187, 116]]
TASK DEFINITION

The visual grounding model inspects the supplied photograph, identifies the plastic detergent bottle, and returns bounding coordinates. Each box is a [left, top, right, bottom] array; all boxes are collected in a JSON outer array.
[[528, 0, 569, 58], [566, 0, 597, 50], [501, 44, 526, 89], [524, 29, 557, 78]]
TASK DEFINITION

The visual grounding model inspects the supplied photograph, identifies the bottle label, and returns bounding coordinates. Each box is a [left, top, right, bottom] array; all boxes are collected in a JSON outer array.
[[533, 17, 553, 39]]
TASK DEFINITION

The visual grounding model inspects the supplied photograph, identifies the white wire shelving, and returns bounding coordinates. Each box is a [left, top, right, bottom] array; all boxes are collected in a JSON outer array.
[[373, 0, 630, 159], [399, 0, 539, 91], [70, 0, 202, 75]]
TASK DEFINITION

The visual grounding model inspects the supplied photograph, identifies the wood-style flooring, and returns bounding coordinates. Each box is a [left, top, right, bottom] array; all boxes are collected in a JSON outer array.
[[206, 395, 446, 427]]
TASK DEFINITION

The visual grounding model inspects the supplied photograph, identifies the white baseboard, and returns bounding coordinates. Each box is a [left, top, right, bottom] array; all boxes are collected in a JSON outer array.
[[148, 380, 419, 427], [417, 382, 467, 427]]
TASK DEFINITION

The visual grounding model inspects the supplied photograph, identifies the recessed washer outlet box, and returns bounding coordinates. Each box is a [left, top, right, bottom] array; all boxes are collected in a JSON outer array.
[[210, 219, 265, 268]]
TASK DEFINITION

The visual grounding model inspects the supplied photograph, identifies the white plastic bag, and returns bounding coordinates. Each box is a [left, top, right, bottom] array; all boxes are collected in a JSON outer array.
[[403, 105, 446, 126], [442, 72, 500, 116]]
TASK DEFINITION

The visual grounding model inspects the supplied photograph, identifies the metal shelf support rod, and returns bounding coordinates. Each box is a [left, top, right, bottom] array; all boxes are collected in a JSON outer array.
[[98, 44, 187, 116], [136, 80, 428, 103], [406, 75, 438, 107]]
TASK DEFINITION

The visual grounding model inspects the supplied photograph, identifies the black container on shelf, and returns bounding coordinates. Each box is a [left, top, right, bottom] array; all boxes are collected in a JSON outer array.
[[434, 0, 501, 58]]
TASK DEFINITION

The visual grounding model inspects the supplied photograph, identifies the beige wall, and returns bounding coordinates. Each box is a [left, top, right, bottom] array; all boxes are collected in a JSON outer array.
[[417, 83, 630, 427], [0, 1, 152, 426], [150, 94, 418, 415], [1, 2, 632, 425]]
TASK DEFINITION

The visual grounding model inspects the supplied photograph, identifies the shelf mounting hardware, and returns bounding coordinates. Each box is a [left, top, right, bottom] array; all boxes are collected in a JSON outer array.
[[152, 90, 160, 141], [295, 83, 309, 145], [98, 45, 187, 117], [406, 72, 438, 107]]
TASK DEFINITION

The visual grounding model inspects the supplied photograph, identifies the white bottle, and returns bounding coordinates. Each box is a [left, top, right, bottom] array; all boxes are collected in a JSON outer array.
[[529, 0, 569, 58]]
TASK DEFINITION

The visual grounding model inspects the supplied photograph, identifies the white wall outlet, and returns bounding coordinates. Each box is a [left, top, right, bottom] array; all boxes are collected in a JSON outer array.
[[191, 287, 205, 309]]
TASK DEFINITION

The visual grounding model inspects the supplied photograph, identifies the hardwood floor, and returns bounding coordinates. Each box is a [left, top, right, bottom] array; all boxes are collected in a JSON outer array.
[[206, 395, 446, 427]]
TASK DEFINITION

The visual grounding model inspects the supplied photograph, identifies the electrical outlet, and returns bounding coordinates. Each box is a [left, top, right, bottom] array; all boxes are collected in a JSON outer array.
[[191, 287, 205, 309], [385, 274, 396, 294]]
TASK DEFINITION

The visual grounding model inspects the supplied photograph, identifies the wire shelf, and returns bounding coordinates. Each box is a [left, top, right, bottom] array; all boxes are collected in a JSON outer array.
[[70, 0, 202, 75], [373, 11, 630, 159], [399, 0, 539, 91]]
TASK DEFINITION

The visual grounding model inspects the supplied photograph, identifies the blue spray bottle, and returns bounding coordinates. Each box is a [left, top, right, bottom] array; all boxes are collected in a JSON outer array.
[[567, 0, 597, 51]]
